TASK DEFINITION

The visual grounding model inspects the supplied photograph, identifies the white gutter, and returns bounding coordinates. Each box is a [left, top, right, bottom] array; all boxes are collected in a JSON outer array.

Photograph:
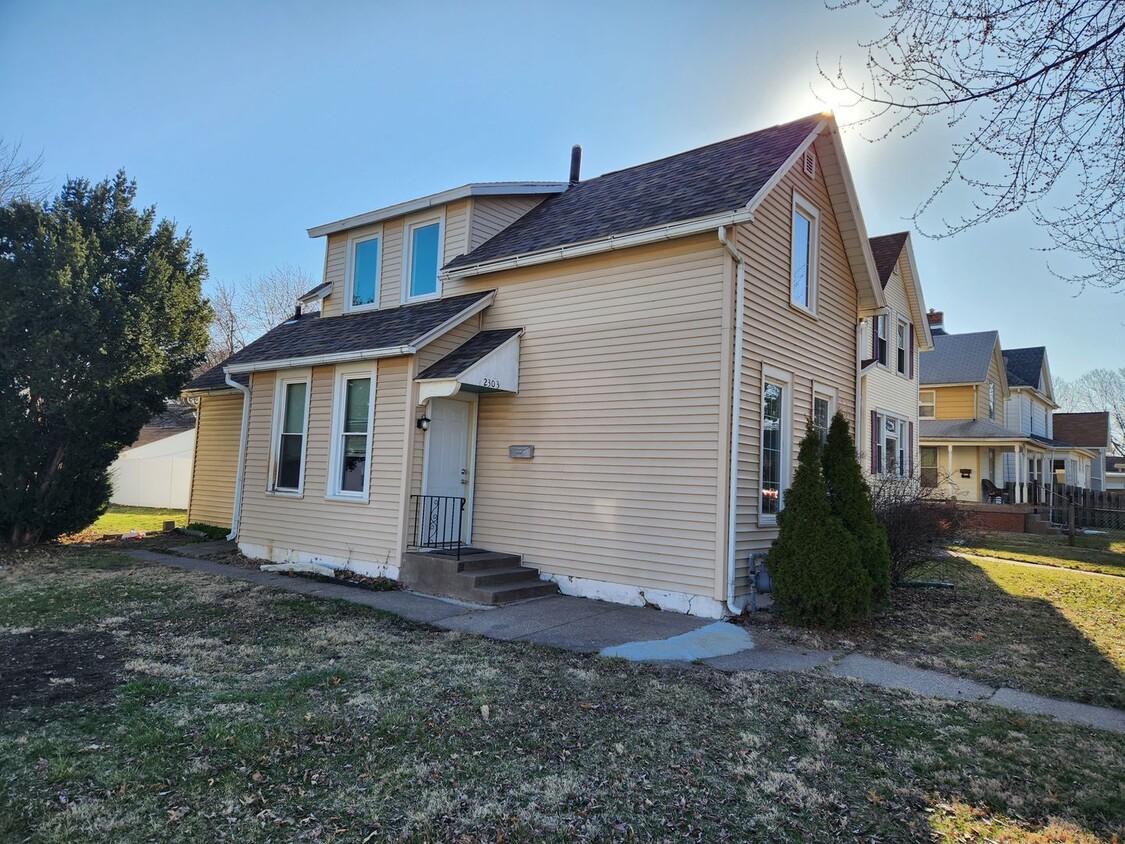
[[225, 345, 416, 375], [224, 372, 251, 542], [855, 319, 864, 459], [718, 225, 747, 617], [444, 209, 756, 281]]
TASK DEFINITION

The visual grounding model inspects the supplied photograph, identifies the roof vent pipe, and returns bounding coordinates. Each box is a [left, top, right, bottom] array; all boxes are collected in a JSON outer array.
[[569, 145, 582, 186]]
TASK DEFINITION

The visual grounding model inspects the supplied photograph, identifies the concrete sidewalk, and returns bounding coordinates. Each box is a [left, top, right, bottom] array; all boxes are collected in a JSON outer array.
[[125, 548, 1125, 735]]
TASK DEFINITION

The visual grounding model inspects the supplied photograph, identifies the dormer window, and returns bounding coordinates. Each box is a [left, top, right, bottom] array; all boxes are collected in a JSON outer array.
[[346, 230, 381, 311], [405, 215, 442, 302]]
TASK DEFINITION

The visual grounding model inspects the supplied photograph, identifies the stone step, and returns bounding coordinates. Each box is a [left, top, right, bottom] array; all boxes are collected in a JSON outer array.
[[457, 552, 523, 572], [472, 580, 558, 605], [468, 566, 543, 588]]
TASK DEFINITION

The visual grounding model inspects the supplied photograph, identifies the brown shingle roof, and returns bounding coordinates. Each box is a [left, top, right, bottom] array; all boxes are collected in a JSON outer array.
[[445, 115, 823, 271], [1052, 412, 1110, 448], [867, 232, 909, 288]]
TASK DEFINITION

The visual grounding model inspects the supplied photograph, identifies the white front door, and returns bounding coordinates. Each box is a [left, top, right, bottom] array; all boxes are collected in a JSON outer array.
[[421, 398, 472, 546]]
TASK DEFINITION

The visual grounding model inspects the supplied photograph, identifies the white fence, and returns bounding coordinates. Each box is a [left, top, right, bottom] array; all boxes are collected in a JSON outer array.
[[109, 429, 195, 509]]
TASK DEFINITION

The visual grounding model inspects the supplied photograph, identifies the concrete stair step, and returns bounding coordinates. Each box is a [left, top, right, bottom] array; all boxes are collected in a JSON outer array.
[[468, 566, 543, 588], [457, 552, 523, 571], [472, 580, 558, 605]]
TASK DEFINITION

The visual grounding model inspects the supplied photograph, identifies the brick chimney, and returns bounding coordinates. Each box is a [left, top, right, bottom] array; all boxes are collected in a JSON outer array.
[[927, 309, 946, 336]]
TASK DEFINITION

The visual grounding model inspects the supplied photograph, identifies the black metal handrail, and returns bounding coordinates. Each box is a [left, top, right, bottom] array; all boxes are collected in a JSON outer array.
[[409, 495, 466, 560]]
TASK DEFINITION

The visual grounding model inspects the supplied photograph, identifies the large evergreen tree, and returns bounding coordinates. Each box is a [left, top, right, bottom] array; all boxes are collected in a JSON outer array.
[[0, 172, 211, 545], [821, 413, 892, 606], [766, 424, 872, 629]]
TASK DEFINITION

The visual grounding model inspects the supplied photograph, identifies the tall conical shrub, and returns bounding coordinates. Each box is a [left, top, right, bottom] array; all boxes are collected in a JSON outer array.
[[821, 412, 892, 606], [766, 424, 872, 628]]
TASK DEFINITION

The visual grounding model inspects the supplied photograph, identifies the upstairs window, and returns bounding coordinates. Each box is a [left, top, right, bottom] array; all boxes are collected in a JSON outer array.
[[874, 315, 888, 366], [896, 320, 908, 375], [790, 195, 819, 312], [349, 234, 380, 310], [988, 381, 996, 420], [406, 218, 441, 301], [919, 390, 936, 420]]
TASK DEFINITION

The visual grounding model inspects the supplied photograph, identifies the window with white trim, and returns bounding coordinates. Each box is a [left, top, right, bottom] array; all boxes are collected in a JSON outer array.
[[919, 389, 936, 420], [920, 446, 938, 488], [405, 216, 442, 301], [346, 232, 380, 311], [874, 314, 888, 366], [271, 374, 310, 493], [812, 385, 836, 446], [874, 412, 908, 477], [988, 381, 996, 420], [762, 381, 785, 516], [790, 194, 819, 312], [328, 367, 375, 498]]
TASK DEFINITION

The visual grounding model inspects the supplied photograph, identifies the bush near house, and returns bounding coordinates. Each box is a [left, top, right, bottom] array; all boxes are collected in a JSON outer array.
[[767, 425, 872, 628], [871, 476, 970, 584], [822, 413, 892, 604]]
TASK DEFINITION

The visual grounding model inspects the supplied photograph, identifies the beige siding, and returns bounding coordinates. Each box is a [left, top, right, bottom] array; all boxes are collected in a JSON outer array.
[[321, 233, 348, 318], [933, 385, 976, 419], [979, 353, 1006, 425], [443, 199, 470, 267], [187, 393, 243, 528], [861, 263, 921, 475], [732, 137, 860, 595], [468, 196, 545, 250], [237, 359, 409, 567], [436, 235, 728, 598]]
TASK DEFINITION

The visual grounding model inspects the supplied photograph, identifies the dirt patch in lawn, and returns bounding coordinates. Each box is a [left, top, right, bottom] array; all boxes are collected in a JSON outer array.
[[0, 631, 125, 715]]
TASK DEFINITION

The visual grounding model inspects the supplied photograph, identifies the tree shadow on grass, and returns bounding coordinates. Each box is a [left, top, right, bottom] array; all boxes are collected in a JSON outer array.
[[772, 555, 1125, 708]]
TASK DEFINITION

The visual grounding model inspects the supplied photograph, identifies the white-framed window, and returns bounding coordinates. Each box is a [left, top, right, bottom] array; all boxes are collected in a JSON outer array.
[[344, 228, 381, 312], [920, 446, 938, 488], [873, 314, 888, 366], [988, 381, 996, 420], [790, 194, 819, 313], [874, 412, 908, 477], [327, 364, 376, 500], [812, 384, 837, 445], [896, 319, 908, 375], [403, 212, 443, 302], [919, 389, 936, 420], [269, 370, 311, 494], [760, 367, 793, 524]]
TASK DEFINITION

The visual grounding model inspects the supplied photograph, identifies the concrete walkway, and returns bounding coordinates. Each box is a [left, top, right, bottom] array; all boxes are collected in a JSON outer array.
[[126, 548, 1125, 735]]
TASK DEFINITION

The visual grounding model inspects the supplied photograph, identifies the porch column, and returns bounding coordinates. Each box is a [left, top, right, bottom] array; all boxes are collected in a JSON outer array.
[[1015, 444, 1023, 503], [947, 444, 955, 499]]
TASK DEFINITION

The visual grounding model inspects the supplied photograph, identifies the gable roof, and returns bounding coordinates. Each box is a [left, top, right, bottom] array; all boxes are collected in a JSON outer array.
[[1053, 411, 1110, 449], [868, 232, 909, 288], [445, 115, 824, 271], [184, 291, 494, 391], [919, 331, 1001, 386], [1002, 346, 1046, 389], [417, 328, 523, 380]]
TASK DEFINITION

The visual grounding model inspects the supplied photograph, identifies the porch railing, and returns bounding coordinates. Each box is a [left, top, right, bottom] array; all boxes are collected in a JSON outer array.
[[409, 495, 466, 560]]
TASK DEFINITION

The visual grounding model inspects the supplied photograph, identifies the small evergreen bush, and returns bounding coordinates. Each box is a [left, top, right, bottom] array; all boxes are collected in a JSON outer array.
[[766, 424, 872, 628], [821, 413, 892, 606]]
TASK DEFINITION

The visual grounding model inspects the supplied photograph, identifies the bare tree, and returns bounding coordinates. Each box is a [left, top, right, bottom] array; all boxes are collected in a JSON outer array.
[[201, 264, 319, 371], [822, 1, 1125, 291], [1054, 367, 1125, 452], [0, 137, 50, 204]]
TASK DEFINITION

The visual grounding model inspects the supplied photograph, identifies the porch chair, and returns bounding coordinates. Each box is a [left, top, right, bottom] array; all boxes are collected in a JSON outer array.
[[981, 478, 1009, 504]]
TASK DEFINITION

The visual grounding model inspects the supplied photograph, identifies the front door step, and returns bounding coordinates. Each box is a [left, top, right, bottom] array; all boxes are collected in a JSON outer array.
[[400, 549, 557, 605]]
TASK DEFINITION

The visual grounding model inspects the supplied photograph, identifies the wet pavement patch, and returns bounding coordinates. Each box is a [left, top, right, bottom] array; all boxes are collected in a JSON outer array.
[[0, 631, 124, 715]]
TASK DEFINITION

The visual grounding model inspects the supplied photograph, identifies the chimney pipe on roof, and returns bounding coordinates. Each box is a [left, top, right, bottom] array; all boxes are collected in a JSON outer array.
[[569, 145, 582, 187], [927, 309, 945, 335]]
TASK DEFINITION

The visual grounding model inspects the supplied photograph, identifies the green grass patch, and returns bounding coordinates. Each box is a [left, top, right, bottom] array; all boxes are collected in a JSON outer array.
[[1, 546, 1123, 842], [958, 530, 1125, 576]]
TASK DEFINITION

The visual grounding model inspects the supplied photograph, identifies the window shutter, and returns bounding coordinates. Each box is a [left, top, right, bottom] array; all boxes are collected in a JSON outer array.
[[908, 421, 914, 477], [870, 410, 879, 474], [871, 317, 878, 359], [909, 323, 915, 379]]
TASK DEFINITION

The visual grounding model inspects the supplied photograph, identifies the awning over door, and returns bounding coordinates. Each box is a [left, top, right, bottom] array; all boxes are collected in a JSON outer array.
[[416, 328, 522, 402]]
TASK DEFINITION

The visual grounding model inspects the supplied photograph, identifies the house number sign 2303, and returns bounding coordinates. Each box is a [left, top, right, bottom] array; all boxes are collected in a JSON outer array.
[[480, 378, 501, 389]]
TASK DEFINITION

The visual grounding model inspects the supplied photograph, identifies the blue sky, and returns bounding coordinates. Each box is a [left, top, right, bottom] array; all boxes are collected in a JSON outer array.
[[2, 0, 1120, 379]]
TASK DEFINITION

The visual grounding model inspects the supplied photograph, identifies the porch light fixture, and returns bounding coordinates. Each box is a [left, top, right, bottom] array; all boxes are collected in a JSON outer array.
[[416, 415, 431, 431], [960, 468, 972, 478]]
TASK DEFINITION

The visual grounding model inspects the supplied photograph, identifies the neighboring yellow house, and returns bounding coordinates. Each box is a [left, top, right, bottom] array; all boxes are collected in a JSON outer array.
[[858, 232, 933, 481], [184, 113, 889, 617], [918, 320, 1095, 503]]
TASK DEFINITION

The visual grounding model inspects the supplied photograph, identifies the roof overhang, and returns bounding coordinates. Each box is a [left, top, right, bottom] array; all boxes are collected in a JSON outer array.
[[223, 291, 495, 376], [308, 183, 568, 238], [298, 282, 331, 304], [417, 329, 523, 402], [897, 234, 934, 350]]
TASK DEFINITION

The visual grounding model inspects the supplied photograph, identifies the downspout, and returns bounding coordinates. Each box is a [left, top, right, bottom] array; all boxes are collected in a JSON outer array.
[[718, 225, 746, 616], [225, 371, 251, 542], [855, 319, 864, 458]]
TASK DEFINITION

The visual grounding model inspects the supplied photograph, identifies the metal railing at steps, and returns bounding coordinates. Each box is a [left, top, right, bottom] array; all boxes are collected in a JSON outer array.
[[409, 495, 466, 561]]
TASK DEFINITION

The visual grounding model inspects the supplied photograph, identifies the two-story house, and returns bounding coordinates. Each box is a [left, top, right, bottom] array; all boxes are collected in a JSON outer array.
[[858, 232, 933, 481], [1052, 412, 1110, 491], [184, 113, 888, 617]]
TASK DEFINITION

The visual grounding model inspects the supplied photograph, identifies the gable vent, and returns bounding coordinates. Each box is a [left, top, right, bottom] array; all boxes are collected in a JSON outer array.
[[802, 150, 816, 179]]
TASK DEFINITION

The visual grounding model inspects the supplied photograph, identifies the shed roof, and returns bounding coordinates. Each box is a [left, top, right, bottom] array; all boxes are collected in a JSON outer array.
[[1053, 412, 1110, 448]]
